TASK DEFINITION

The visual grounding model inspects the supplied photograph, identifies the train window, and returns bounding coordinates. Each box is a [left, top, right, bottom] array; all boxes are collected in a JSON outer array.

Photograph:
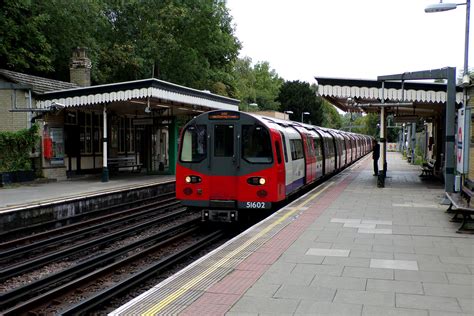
[[180, 125, 207, 162], [280, 132, 288, 162], [214, 125, 234, 157], [290, 139, 304, 160], [313, 137, 322, 157], [275, 141, 282, 164], [242, 125, 273, 163]]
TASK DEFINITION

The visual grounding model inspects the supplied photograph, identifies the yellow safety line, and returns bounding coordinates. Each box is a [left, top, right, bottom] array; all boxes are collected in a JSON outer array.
[[142, 181, 335, 316]]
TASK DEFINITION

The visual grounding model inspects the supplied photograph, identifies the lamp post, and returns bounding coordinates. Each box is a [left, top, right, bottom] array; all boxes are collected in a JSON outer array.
[[426, 0, 471, 192], [301, 111, 310, 123], [284, 110, 293, 120], [425, 0, 470, 88]]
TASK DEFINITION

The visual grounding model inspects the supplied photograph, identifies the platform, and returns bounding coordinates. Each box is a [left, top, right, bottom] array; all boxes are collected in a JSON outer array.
[[0, 173, 175, 212], [112, 152, 474, 316]]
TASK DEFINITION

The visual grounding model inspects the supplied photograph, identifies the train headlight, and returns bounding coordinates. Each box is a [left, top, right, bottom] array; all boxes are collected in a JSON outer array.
[[185, 175, 202, 183], [247, 177, 266, 186]]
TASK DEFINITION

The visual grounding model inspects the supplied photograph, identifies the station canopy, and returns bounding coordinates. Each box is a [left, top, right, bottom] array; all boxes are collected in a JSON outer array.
[[315, 77, 463, 122], [35, 78, 239, 116]]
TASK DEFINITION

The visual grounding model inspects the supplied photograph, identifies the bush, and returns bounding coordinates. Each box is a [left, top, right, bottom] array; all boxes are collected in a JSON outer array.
[[0, 124, 40, 172]]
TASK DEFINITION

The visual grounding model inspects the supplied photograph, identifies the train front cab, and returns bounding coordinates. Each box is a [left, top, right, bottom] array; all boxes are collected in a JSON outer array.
[[176, 111, 284, 222]]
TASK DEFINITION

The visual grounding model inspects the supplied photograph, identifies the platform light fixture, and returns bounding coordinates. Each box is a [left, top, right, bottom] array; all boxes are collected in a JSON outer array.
[[284, 110, 293, 120], [301, 111, 310, 123], [425, 0, 470, 88]]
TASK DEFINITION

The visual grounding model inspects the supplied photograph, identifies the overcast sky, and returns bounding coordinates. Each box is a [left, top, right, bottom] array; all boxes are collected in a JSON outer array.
[[226, 0, 472, 84]]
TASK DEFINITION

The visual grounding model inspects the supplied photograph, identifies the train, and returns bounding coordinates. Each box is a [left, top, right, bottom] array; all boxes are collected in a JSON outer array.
[[176, 110, 373, 221]]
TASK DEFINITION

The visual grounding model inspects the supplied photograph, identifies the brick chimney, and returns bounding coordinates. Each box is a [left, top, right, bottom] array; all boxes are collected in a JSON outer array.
[[70, 47, 91, 87]]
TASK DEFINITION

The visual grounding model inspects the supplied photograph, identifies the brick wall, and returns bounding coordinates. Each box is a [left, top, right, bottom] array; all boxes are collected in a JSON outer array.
[[0, 80, 31, 132]]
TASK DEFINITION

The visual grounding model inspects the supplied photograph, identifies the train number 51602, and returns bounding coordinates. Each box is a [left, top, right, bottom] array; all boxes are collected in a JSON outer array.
[[245, 202, 266, 209]]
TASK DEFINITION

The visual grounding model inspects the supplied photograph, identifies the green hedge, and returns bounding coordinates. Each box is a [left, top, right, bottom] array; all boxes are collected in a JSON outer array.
[[0, 124, 40, 172]]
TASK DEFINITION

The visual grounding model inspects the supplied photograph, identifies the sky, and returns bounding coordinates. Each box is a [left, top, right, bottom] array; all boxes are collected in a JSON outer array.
[[226, 0, 473, 84]]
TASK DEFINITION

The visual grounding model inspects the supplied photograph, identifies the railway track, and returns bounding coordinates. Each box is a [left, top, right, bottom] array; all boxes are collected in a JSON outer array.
[[0, 189, 239, 315], [1, 218, 217, 314], [0, 192, 177, 252]]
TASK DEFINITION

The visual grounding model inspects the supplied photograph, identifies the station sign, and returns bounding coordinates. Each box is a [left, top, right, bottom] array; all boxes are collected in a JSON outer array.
[[456, 108, 470, 173]]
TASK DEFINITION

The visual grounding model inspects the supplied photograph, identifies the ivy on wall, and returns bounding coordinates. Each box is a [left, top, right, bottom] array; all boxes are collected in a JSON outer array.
[[0, 124, 40, 172]]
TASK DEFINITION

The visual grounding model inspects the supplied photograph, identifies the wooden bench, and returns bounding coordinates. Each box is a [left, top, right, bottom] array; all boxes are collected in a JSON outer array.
[[445, 187, 474, 234], [420, 159, 436, 177], [108, 156, 142, 173]]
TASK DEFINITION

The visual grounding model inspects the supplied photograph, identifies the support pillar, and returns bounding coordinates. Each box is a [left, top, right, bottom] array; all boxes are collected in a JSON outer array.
[[412, 123, 415, 163], [101, 104, 109, 182], [401, 124, 406, 154], [445, 68, 456, 193], [378, 82, 386, 188], [168, 117, 178, 175]]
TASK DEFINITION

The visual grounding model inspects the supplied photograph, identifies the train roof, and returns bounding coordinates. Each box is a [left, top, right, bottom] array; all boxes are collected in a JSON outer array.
[[194, 110, 372, 139]]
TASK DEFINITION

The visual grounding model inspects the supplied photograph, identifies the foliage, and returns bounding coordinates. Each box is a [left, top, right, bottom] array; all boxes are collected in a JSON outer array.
[[320, 101, 342, 129], [277, 80, 323, 126], [0, 0, 241, 94], [232, 57, 283, 111], [0, 124, 40, 172]]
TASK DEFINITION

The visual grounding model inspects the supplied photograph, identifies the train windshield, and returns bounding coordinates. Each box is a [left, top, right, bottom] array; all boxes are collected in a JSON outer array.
[[180, 124, 207, 162], [242, 125, 273, 163], [214, 125, 234, 157]]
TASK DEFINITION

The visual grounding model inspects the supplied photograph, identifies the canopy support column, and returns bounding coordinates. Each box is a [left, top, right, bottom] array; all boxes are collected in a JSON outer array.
[[101, 104, 109, 182], [168, 117, 178, 175]]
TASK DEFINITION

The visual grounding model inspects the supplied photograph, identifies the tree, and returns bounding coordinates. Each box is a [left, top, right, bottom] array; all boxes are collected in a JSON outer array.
[[253, 61, 284, 110], [320, 101, 342, 129], [277, 80, 323, 126], [231, 57, 283, 110], [0, 0, 241, 94]]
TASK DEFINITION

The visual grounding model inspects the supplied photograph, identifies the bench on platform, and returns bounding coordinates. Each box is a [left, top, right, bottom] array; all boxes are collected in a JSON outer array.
[[420, 159, 436, 177], [445, 187, 474, 234], [108, 156, 142, 173]]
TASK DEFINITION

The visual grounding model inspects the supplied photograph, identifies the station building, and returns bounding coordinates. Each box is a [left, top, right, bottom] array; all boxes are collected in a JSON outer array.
[[0, 48, 239, 181]]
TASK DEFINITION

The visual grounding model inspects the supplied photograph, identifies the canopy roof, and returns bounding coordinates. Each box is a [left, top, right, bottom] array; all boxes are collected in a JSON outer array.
[[315, 77, 463, 120], [35, 78, 239, 115]]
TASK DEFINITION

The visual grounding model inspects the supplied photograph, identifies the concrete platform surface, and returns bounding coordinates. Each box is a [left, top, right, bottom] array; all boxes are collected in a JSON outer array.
[[0, 173, 175, 211], [112, 152, 474, 316]]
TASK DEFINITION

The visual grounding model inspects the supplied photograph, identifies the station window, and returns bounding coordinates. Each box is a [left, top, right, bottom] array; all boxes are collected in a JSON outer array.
[[214, 125, 234, 157], [118, 118, 126, 154], [242, 125, 273, 163], [80, 112, 93, 154], [92, 113, 102, 153], [180, 125, 207, 162]]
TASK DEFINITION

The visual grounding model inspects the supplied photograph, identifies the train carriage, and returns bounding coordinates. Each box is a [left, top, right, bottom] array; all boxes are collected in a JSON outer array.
[[176, 110, 372, 222]]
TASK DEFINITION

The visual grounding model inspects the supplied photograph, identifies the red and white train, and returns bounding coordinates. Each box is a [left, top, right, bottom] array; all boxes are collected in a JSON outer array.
[[176, 110, 373, 221]]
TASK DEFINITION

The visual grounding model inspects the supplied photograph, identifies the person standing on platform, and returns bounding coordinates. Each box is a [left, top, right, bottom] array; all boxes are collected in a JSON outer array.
[[373, 140, 380, 176]]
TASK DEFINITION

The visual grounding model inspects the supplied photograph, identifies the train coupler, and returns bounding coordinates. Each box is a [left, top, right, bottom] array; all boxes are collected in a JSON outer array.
[[202, 209, 239, 222]]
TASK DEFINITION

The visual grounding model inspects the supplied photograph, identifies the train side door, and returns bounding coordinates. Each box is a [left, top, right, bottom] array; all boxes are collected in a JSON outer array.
[[209, 123, 238, 200]]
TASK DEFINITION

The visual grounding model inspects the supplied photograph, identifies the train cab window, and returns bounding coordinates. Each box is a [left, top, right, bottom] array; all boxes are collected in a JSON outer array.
[[180, 125, 207, 162], [242, 125, 273, 163], [214, 125, 234, 157]]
